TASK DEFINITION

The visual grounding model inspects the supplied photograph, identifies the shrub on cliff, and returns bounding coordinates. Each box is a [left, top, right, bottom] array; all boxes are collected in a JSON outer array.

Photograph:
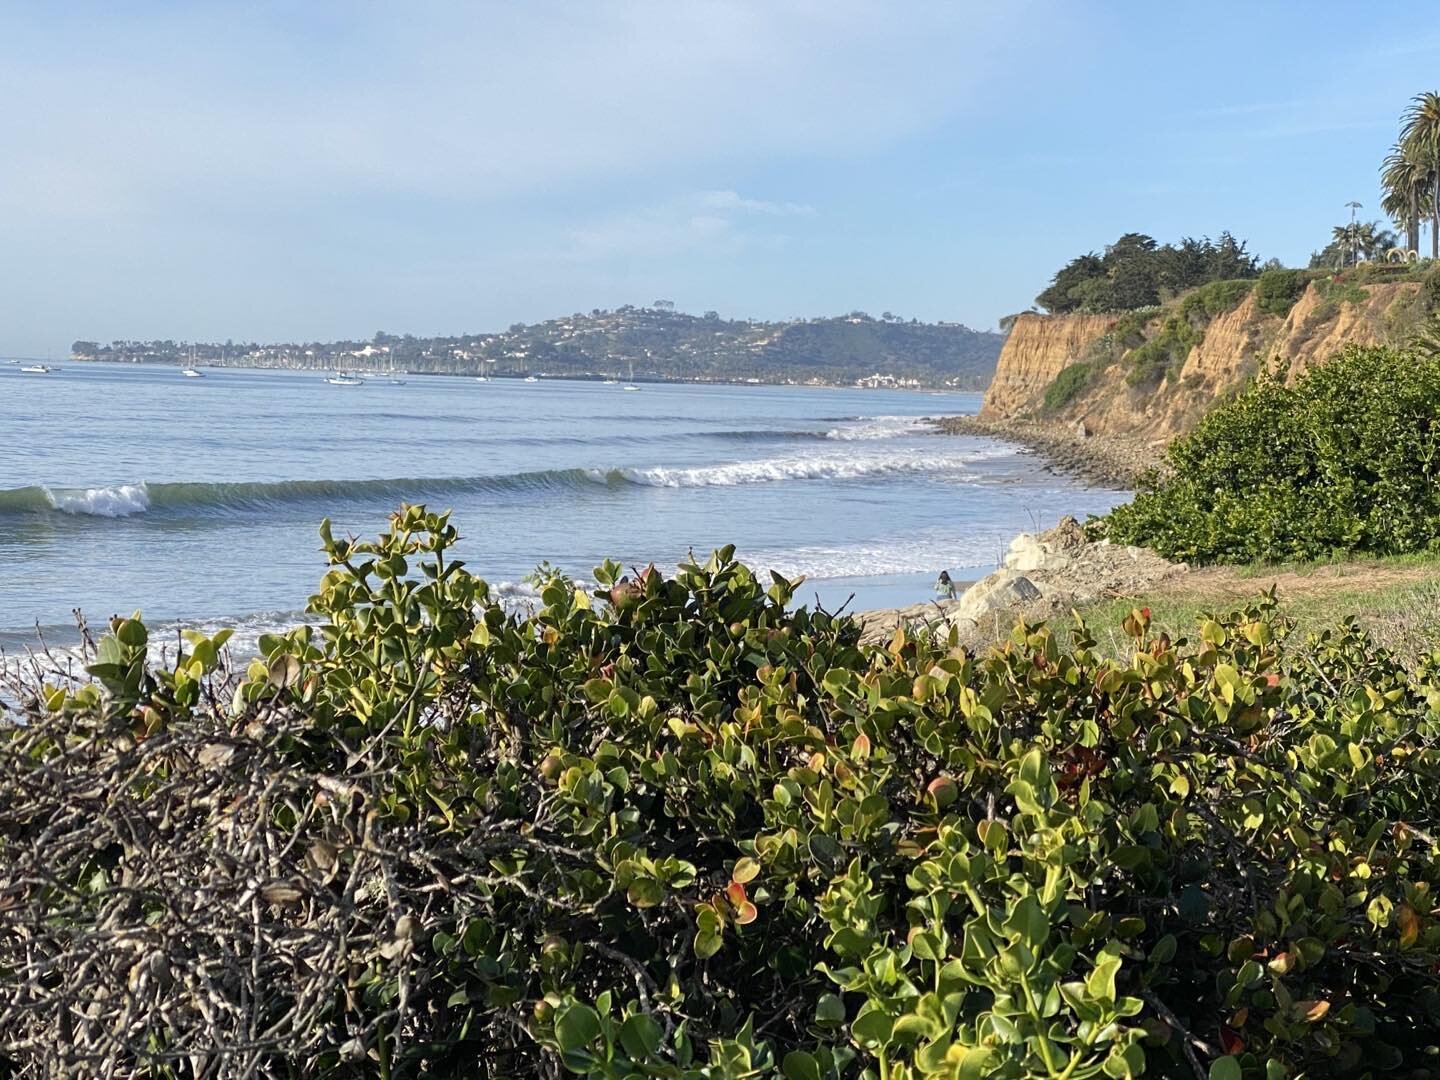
[[1253, 269, 1309, 317], [1176, 278, 1254, 321], [1101, 345, 1440, 563], [1042, 361, 1091, 411], [3, 510, 1440, 1076]]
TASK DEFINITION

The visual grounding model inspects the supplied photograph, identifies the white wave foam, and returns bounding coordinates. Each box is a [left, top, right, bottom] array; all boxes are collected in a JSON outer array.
[[824, 415, 926, 440], [596, 451, 983, 489], [47, 483, 150, 517], [747, 533, 1015, 582]]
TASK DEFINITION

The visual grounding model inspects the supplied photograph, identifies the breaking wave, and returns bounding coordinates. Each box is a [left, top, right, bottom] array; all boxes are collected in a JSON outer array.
[[0, 451, 994, 519]]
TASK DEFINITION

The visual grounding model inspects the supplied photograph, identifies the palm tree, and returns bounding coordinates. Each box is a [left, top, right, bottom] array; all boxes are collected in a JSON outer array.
[[1399, 92, 1440, 260], [1331, 223, 1364, 267], [1356, 221, 1397, 261], [1381, 144, 1426, 255]]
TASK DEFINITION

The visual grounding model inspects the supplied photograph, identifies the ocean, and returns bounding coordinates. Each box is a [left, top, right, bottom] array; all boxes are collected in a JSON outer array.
[[0, 362, 1127, 653]]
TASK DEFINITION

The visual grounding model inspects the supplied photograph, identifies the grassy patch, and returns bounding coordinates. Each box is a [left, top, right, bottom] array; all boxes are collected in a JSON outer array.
[[1042, 361, 1091, 411], [1071, 572, 1440, 663]]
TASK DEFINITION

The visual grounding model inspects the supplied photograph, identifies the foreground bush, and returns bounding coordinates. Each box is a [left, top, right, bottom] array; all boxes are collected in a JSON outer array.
[[1102, 345, 1440, 563], [3, 508, 1440, 1077]]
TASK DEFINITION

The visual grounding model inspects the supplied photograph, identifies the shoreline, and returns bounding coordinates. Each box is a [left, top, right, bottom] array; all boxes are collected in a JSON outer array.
[[54, 359, 988, 395], [933, 415, 1162, 489]]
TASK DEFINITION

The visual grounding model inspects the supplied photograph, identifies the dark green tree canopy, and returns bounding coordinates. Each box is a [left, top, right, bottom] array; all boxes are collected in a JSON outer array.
[[1037, 232, 1261, 314]]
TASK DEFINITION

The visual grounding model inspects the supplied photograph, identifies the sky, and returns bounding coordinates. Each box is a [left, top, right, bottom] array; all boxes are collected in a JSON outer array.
[[2, 0, 1438, 356]]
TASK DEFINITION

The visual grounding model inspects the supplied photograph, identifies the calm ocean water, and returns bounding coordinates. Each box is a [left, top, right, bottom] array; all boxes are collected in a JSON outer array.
[[0, 362, 1127, 652]]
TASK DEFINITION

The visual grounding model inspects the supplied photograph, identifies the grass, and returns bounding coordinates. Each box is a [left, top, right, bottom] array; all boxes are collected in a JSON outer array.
[[1223, 549, 1440, 578], [1070, 572, 1440, 664]]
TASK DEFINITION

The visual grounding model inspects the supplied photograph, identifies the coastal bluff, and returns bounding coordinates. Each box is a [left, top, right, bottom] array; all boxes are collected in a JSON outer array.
[[979, 278, 1421, 441]]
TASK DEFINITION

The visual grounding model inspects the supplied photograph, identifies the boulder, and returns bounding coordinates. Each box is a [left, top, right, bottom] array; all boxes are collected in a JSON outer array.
[[949, 570, 1043, 626], [1002, 516, 1087, 574]]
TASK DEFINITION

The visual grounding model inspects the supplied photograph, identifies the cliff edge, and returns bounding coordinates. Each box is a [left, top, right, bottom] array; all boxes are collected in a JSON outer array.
[[979, 276, 1425, 441]]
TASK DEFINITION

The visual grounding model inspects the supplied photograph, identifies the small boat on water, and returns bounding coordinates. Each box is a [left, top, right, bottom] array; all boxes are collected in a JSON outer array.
[[326, 374, 364, 386], [181, 367, 204, 378], [523, 375, 539, 383], [389, 378, 407, 385], [474, 375, 490, 383], [623, 361, 640, 391], [603, 378, 618, 385], [19, 364, 51, 374]]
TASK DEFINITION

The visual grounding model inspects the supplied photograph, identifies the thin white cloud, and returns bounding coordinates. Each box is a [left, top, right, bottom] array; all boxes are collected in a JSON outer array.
[[568, 190, 806, 260], [695, 190, 815, 216], [0, 2, 1031, 217]]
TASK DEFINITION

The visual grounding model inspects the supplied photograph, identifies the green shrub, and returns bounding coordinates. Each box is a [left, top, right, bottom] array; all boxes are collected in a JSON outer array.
[[1177, 278, 1253, 321], [1314, 276, 1368, 307], [1101, 344, 1440, 563], [1124, 314, 1202, 387], [4, 508, 1440, 1076], [1253, 268, 1309, 318], [1422, 264, 1440, 314], [1080, 309, 1158, 370], [1042, 361, 1091, 411]]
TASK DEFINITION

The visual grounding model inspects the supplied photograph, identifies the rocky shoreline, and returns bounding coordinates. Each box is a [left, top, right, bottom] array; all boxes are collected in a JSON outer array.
[[932, 415, 1165, 489], [855, 517, 1186, 646]]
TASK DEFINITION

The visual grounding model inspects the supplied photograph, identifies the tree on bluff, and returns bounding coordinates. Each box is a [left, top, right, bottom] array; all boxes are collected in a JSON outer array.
[[1037, 231, 1261, 314]]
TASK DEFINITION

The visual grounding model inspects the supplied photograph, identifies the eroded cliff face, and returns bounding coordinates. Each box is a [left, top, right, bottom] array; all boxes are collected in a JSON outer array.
[[980, 281, 1421, 443], [980, 313, 1114, 417], [1272, 281, 1414, 375]]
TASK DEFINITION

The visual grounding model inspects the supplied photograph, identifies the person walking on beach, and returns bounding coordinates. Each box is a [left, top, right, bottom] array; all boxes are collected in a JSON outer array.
[[935, 570, 956, 600]]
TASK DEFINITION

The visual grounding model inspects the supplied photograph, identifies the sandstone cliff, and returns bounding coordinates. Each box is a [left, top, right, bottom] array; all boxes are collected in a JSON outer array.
[[980, 313, 1114, 417], [980, 279, 1423, 442]]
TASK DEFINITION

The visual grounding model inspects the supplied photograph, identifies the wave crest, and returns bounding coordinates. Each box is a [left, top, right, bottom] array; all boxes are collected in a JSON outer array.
[[0, 450, 995, 519]]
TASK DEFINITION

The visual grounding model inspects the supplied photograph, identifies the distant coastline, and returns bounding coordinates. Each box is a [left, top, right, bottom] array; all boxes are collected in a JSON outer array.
[[65, 304, 1003, 391], [56, 359, 985, 394]]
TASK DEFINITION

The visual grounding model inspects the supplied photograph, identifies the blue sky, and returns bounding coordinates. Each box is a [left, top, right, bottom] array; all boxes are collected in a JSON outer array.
[[1, 1, 1436, 355]]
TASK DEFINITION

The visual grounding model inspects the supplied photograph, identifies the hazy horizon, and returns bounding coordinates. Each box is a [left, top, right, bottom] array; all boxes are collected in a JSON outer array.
[[3, 0, 1438, 356]]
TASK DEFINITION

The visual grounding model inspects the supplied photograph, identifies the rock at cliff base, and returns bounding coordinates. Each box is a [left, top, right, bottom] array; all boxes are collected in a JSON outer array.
[[951, 571, 1042, 624], [947, 516, 1185, 631]]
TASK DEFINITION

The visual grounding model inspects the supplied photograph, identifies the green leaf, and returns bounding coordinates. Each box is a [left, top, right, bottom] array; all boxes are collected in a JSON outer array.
[[694, 929, 723, 959], [1179, 883, 1209, 924], [850, 1004, 893, 1048], [116, 618, 148, 648], [1086, 951, 1120, 1005], [954, 1047, 993, 1080], [815, 993, 846, 1025], [731, 856, 760, 883], [782, 1051, 822, 1080], [619, 1013, 662, 1060], [1209, 1057, 1242, 1080], [553, 1002, 601, 1054], [1017, 747, 1046, 787], [626, 878, 664, 908]]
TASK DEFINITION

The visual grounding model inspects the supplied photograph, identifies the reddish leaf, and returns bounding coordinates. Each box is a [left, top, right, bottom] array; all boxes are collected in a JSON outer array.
[[1219, 1025, 1245, 1056]]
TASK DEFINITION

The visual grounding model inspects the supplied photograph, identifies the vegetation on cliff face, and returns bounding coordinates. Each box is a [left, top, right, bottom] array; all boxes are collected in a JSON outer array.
[[72, 307, 1004, 389], [4, 509, 1440, 1076], [1100, 345, 1440, 564], [1251, 270, 1309, 318], [1035, 233, 1261, 315], [984, 262, 1438, 442]]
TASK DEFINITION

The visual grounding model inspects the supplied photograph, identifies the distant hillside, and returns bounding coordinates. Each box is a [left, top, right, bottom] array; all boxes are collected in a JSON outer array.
[[72, 306, 1003, 389]]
